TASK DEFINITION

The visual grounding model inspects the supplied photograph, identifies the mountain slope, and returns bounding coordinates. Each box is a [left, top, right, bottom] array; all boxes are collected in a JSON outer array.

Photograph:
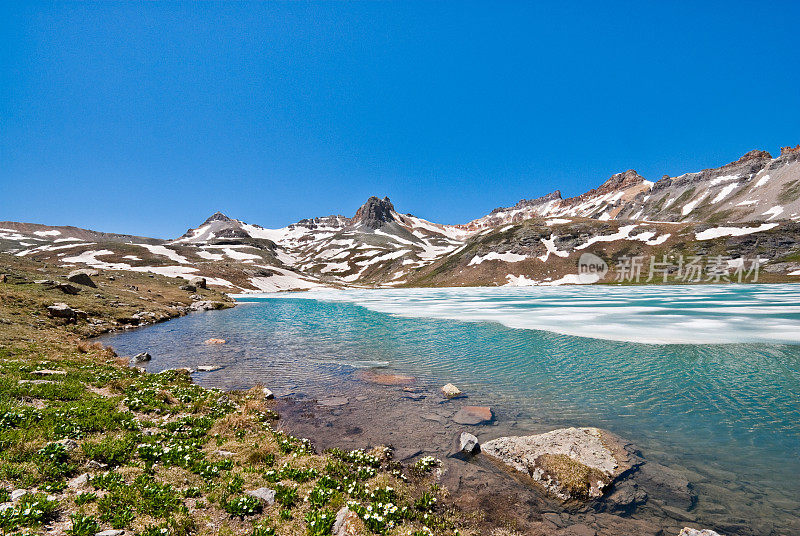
[[3, 144, 800, 290]]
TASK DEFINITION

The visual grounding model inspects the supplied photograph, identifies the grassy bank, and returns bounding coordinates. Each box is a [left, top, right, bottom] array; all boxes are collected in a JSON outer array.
[[0, 255, 465, 536]]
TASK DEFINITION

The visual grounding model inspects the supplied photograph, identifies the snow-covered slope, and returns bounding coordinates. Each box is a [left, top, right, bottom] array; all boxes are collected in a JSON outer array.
[[3, 144, 799, 290]]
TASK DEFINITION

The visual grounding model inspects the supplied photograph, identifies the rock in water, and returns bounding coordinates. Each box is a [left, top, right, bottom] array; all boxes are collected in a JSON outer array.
[[204, 338, 226, 344], [452, 406, 493, 425], [133, 352, 151, 362], [67, 269, 97, 287], [333, 506, 367, 536], [481, 427, 633, 501], [450, 431, 480, 459], [441, 383, 463, 399]]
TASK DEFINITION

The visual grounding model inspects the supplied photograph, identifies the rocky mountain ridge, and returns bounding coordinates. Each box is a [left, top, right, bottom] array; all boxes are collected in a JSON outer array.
[[2, 146, 799, 291]]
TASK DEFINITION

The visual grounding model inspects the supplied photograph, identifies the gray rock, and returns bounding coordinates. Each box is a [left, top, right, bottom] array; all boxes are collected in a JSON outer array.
[[197, 365, 222, 372], [333, 506, 366, 535], [132, 352, 151, 363], [86, 460, 108, 470], [57, 282, 81, 295], [262, 388, 274, 400], [481, 427, 633, 501], [67, 269, 98, 287], [11, 489, 26, 501], [95, 530, 125, 536], [68, 473, 89, 489], [245, 487, 275, 505], [34, 279, 56, 285], [190, 300, 225, 311], [48, 303, 75, 318], [459, 432, 479, 454], [57, 438, 78, 451], [179, 284, 197, 292], [677, 529, 722, 536], [190, 277, 207, 289]]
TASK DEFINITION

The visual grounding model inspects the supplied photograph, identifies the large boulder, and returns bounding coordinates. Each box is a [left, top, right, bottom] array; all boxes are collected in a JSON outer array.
[[67, 269, 98, 287], [481, 427, 635, 501], [190, 277, 207, 289]]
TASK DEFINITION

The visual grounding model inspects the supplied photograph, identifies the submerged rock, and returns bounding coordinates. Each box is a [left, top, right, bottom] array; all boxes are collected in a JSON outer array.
[[481, 427, 633, 501], [452, 406, 493, 425], [357, 370, 415, 386], [318, 396, 349, 407]]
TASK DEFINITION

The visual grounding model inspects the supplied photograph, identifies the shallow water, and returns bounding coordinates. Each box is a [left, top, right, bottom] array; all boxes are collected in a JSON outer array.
[[102, 285, 800, 535]]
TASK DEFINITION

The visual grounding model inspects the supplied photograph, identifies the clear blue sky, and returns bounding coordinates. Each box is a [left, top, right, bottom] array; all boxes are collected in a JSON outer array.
[[2, 1, 798, 238]]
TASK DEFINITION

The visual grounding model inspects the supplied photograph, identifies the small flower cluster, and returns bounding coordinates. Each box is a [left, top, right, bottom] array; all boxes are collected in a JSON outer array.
[[304, 508, 336, 536], [413, 456, 440, 474], [264, 463, 319, 484], [306, 483, 335, 508], [222, 495, 262, 517], [347, 493, 407, 534]]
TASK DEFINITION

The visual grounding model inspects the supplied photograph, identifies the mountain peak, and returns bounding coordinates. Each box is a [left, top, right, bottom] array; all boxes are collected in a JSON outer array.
[[732, 149, 773, 165], [353, 196, 396, 229], [203, 211, 234, 225]]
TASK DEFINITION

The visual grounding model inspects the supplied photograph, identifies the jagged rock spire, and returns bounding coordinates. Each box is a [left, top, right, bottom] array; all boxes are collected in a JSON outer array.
[[353, 196, 395, 229]]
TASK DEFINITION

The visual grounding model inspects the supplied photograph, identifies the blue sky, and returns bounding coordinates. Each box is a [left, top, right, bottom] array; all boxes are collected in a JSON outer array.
[[1, 1, 798, 238]]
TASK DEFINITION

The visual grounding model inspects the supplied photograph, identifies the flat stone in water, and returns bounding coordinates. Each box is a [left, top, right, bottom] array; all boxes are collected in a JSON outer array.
[[452, 406, 493, 425], [318, 396, 349, 407], [357, 370, 415, 385]]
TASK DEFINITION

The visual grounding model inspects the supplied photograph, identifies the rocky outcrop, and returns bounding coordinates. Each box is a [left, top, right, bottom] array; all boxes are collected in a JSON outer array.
[[481, 427, 635, 501], [780, 144, 800, 156], [352, 196, 396, 229]]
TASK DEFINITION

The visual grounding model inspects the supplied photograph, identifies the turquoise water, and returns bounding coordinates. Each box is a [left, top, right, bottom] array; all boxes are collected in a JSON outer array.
[[102, 285, 800, 534]]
